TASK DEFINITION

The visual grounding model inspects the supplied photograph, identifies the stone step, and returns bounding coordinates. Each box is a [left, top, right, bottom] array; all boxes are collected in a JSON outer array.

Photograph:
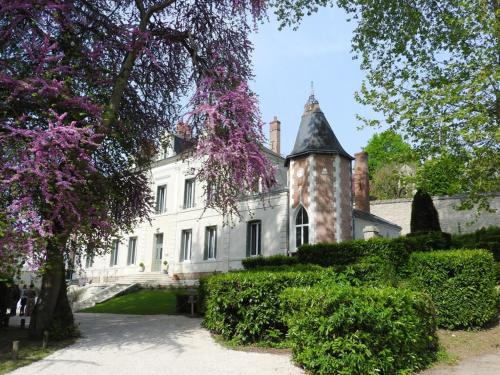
[[73, 283, 138, 311]]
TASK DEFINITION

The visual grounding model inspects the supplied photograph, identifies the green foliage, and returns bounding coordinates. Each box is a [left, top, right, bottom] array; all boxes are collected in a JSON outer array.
[[296, 232, 450, 280], [241, 254, 298, 270], [364, 130, 415, 178], [199, 268, 344, 344], [409, 249, 497, 329], [346, 0, 499, 211], [452, 226, 500, 262], [274, 0, 499, 211], [281, 284, 438, 374], [410, 190, 441, 233], [415, 154, 465, 197], [297, 240, 370, 267], [370, 161, 416, 200], [495, 262, 500, 284]]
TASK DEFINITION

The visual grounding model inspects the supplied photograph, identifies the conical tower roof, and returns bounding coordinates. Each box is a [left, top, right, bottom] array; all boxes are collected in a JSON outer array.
[[285, 94, 353, 165]]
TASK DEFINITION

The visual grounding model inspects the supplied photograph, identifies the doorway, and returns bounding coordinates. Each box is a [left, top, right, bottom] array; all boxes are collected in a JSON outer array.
[[151, 233, 163, 272]]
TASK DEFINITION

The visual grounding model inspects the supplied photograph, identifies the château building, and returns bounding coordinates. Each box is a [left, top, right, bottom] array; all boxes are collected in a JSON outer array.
[[81, 94, 401, 283]]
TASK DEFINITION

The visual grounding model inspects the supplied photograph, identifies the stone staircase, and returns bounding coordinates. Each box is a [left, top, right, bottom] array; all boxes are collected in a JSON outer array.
[[73, 283, 139, 311], [117, 272, 198, 287], [71, 273, 198, 312]]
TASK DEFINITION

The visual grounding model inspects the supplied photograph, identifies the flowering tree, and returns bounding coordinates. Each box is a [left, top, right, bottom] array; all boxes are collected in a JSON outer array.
[[0, 0, 275, 338]]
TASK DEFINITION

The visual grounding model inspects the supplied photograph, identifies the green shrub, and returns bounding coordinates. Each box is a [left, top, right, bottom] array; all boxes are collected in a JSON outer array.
[[408, 249, 497, 329], [199, 267, 346, 344], [410, 189, 441, 233], [349, 255, 397, 286], [297, 240, 368, 267], [241, 254, 298, 270], [296, 232, 450, 280], [452, 226, 500, 262], [281, 285, 437, 375]]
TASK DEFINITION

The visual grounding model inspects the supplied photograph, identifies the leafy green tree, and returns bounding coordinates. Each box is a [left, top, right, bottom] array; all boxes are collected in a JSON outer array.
[[410, 190, 442, 233], [415, 154, 465, 197], [364, 130, 414, 178], [370, 162, 415, 200], [273, 0, 499, 211]]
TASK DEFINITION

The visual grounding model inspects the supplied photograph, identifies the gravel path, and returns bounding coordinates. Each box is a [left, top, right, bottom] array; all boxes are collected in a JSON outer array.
[[422, 353, 500, 375], [8, 313, 305, 375]]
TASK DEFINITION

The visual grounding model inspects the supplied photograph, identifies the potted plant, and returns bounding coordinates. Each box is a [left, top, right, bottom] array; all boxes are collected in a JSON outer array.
[[162, 260, 169, 274], [138, 262, 145, 272]]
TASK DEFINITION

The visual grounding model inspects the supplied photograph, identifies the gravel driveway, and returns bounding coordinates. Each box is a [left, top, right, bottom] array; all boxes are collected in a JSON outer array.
[[8, 313, 305, 375]]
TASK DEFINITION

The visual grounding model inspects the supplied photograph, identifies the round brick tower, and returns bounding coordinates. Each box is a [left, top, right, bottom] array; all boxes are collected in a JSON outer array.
[[285, 94, 354, 249]]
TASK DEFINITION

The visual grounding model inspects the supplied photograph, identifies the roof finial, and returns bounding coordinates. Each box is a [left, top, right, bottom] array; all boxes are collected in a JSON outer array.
[[306, 81, 318, 107]]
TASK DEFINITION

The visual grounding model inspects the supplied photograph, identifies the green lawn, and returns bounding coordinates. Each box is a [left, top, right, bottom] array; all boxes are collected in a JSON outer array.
[[80, 289, 178, 315]]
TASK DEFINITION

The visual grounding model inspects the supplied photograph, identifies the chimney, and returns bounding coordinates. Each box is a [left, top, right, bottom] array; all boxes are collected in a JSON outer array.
[[176, 121, 191, 140], [353, 151, 370, 213], [269, 116, 281, 154]]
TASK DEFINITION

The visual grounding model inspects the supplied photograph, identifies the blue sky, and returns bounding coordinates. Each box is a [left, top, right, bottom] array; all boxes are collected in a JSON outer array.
[[250, 6, 384, 157]]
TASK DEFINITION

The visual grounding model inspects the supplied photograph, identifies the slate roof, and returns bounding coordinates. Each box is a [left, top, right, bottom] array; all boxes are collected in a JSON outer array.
[[172, 134, 192, 154], [285, 95, 353, 165]]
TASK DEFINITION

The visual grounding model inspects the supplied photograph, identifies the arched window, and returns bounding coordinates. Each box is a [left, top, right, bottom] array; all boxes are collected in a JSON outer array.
[[295, 206, 309, 247]]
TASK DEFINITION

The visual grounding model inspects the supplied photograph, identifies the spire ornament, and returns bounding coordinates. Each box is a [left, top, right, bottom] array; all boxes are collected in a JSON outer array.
[[306, 81, 319, 108]]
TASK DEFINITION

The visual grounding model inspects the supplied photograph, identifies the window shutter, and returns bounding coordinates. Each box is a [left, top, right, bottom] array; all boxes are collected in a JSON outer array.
[[246, 223, 251, 257], [164, 186, 167, 212], [203, 229, 208, 260], [214, 228, 217, 259], [258, 222, 262, 255], [192, 180, 195, 207], [180, 233, 184, 262]]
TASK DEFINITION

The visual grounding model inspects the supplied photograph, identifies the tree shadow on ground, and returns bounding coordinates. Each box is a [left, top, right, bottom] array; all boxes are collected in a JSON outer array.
[[72, 313, 202, 354]]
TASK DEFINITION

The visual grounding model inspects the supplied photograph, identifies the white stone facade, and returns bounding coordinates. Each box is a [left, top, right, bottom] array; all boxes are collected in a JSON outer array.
[[82, 148, 290, 281], [81, 96, 403, 282]]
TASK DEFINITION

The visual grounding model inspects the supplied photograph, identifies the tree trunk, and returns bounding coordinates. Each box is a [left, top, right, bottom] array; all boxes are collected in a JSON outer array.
[[0, 281, 8, 327], [29, 240, 75, 339]]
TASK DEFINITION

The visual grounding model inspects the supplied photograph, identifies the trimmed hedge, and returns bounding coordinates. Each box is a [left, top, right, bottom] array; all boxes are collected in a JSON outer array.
[[409, 249, 497, 329], [296, 231, 450, 279], [242, 254, 298, 270], [282, 285, 438, 375], [452, 226, 500, 262], [200, 267, 346, 344]]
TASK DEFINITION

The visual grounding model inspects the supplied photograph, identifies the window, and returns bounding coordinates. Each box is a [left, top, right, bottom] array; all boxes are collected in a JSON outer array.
[[246, 220, 262, 256], [127, 237, 137, 265], [160, 147, 168, 160], [183, 179, 195, 208], [206, 182, 215, 204], [85, 255, 94, 268], [157, 144, 174, 160], [180, 230, 192, 261], [110, 240, 119, 266], [295, 206, 309, 248], [155, 185, 167, 214], [204, 226, 217, 260]]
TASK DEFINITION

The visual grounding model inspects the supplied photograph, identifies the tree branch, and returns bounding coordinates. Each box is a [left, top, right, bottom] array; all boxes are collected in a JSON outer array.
[[103, 0, 176, 130]]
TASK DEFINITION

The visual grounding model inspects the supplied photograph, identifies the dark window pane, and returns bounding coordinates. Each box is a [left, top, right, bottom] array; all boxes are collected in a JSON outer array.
[[302, 208, 308, 224], [296, 227, 302, 246], [295, 207, 302, 225], [303, 226, 309, 244], [251, 225, 257, 255]]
